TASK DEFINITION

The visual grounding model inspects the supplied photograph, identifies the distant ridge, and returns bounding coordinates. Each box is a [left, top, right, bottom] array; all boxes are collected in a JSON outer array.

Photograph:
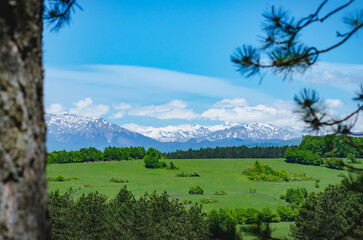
[[123, 122, 300, 143], [46, 113, 302, 152], [46, 113, 159, 151]]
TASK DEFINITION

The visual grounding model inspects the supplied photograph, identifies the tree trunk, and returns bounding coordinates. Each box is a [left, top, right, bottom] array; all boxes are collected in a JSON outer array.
[[0, 1, 50, 239]]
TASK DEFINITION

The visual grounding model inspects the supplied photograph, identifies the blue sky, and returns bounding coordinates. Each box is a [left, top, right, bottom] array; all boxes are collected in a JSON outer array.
[[43, 0, 363, 130]]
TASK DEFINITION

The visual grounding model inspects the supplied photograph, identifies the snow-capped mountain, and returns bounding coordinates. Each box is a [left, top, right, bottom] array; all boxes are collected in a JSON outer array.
[[123, 122, 300, 143], [122, 124, 212, 142], [197, 123, 300, 142], [45, 113, 159, 151], [45, 114, 301, 151], [122, 122, 240, 143]]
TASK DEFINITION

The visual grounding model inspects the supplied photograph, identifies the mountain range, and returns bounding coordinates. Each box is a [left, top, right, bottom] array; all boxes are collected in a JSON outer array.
[[46, 113, 302, 152]]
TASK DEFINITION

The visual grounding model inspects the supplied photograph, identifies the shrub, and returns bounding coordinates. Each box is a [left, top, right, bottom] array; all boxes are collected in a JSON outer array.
[[249, 187, 256, 193], [56, 175, 65, 181], [176, 171, 186, 177], [48, 175, 79, 182], [281, 188, 308, 205], [189, 185, 204, 194], [143, 155, 166, 169], [213, 190, 227, 195], [200, 198, 218, 204], [110, 177, 129, 183], [243, 161, 315, 182], [176, 171, 200, 177], [168, 161, 179, 170]]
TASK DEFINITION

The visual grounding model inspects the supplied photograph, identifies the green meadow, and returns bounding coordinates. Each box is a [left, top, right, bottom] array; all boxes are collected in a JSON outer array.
[[47, 158, 349, 212]]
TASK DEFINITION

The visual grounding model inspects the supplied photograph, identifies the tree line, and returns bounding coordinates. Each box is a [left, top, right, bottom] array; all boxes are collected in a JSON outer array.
[[165, 145, 291, 159], [48, 145, 292, 164], [47, 147, 163, 164]]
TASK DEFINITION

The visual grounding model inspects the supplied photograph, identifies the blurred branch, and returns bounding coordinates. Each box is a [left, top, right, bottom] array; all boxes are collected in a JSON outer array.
[[231, 0, 363, 79], [43, 0, 82, 31]]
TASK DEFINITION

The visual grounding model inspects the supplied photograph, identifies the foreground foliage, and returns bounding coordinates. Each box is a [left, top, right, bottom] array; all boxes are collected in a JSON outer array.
[[291, 184, 363, 239], [49, 186, 210, 240], [207, 205, 297, 239]]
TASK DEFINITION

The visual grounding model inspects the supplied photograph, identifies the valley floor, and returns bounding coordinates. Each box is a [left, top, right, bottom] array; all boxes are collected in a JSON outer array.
[[47, 158, 350, 212]]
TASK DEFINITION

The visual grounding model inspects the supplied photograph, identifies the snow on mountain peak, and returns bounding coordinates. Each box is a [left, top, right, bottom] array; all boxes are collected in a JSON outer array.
[[122, 121, 300, 143], [45, 113, 133, 143]]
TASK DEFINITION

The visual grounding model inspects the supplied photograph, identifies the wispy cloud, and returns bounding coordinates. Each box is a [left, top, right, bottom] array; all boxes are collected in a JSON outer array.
[[69, 98, 110, 118], [113, 103, 132, 110], [325, 99, 344, 109], [45, 65, 274, 104], [128, 100, 198, 120], [111, 103, 132, 119], [201, 99, 302, 128], [301, 62, 363, 86], [46, 103, 65, 114], [213, 98, 248, 108]]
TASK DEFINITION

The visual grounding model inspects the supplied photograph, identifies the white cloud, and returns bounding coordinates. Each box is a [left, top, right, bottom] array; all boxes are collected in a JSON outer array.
[[69, 97, 109, 118], [128, 100, 198, 120], [213, 98, 248, 108], [301, 62, 363, 86], [111, 112, 125, 119], [113, 103, 132, 110], [74, 98, 93, 109], [201, 100, 302, 129], [352, 113, 363, 133], [111, 103, 132, 119], [325, 99, 343, 109], [46, 103, 65, 114]]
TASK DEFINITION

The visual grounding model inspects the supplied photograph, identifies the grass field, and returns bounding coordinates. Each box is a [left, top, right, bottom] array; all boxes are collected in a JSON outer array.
[[47, 158, 350, 212]]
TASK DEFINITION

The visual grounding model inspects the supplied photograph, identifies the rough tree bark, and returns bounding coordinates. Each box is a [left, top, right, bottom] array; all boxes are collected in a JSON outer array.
[[0, 1, 50, 239]]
